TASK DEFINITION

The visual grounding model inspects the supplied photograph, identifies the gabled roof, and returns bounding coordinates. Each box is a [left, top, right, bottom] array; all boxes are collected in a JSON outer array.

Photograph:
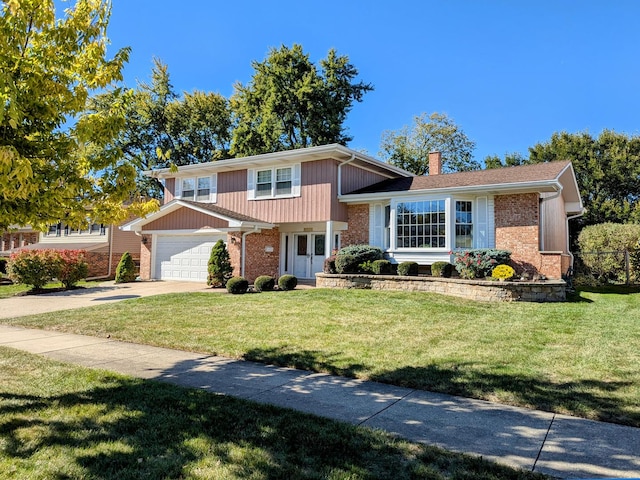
[[146, 144, 413, 180], [341, 161, 584, 215], [121, 199, 274, 232]]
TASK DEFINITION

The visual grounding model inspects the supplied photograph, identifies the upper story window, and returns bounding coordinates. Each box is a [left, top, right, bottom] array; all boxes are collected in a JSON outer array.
[[46, 223, 105, 236], [248, 164, 300, 200], [176, 175, 217, 202], [396, 200, 446, 248], [455, 201, 473, 248]]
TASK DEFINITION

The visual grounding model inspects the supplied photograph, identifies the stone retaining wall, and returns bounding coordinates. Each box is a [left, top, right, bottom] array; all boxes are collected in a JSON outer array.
[[315, 273, 566, 302]]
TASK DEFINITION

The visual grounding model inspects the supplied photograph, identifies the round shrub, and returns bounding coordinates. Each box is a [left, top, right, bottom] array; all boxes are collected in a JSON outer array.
[[254, 275, 275, 292], [431, 261, 452, 278], [335, 254, 358, 274], [397, 261, 419, 276], [337, 245, 384, 265], [323, 255, 337, 274], [371, 259, 392, 275], [492, 264, 516, 280], [278, 274, 298, 291], [226, 276, 249, 294]]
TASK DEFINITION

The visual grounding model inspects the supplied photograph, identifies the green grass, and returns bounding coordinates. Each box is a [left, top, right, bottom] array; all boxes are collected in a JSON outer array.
[[0, 279, 98, 299], [0, 347, 546, 479], [3, 287, 640, 427]]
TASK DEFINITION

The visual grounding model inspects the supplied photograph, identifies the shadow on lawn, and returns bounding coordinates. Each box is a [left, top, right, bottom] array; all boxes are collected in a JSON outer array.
[[0, 377, 539, 479], [244, 347, 637, 428]]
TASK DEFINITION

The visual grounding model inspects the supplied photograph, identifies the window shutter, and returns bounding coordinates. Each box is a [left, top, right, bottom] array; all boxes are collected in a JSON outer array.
[[247, 169, 256, 200], [210, 174, 217, 203], [292, 163, 301, 197]]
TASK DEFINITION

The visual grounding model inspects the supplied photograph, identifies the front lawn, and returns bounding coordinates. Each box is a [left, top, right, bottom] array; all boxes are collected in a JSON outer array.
[[0, 347, 545, 480], [0, 279, 98, 299], [3, 287, 639, 427]]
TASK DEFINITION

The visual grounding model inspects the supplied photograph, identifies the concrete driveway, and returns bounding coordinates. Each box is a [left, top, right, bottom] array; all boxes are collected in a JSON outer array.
[[0, 281, 215, 319]]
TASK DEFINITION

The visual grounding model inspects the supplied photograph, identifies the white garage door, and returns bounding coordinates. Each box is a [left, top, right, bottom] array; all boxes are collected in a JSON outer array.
[[154, 235, 226, 282]]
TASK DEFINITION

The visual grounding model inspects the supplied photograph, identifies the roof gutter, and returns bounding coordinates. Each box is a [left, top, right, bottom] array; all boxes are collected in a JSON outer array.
[[337, 153, 356, 196]]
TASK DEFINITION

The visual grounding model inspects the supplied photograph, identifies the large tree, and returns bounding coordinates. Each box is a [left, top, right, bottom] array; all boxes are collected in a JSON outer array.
[[230, 44, 373, 157], [0, 0, 156, 230], [379, 112, 479, 175], [91, 59, 232, 199], [528, 130, 640, 226]]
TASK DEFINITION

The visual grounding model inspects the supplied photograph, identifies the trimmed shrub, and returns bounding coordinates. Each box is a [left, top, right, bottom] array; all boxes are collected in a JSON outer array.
[[335, 254, 359, 274], [323, 255, 337, 274], [207, 239, 233, 287], [431, 261, 452, 278], [397, 261, 419, 276], [371, 259, 392, 275], [115, 251, 137, 283], [57, 250, 88, 288], [337, 245, 384, 265], [491, 264, 516, 280], [254, 275, 275, 292], [278, 274, 298, 291], [226, 276, 249, 294], [452, 249, 511, 279], [578, 223, 640, 284], [8, 250, 61, 289]]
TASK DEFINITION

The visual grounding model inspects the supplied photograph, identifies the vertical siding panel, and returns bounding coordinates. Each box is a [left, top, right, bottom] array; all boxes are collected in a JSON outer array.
[[164, 178, 175, 204]]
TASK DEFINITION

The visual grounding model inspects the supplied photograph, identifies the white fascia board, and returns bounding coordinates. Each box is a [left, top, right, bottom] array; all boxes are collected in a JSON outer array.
[[339, 180, 563, 203], [145, 144, 413, 179]]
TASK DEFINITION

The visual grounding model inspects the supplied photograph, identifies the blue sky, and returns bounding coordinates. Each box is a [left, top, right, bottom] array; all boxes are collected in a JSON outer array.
[[101, 0, 640, 162]]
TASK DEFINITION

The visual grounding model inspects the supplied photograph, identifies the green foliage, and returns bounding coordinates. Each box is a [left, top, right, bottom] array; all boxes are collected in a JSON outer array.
[[528, 130, 640, 228], [323, 255, 337, 274], [453, 249, 511, 279], [577, 223, 640, 284], [91, 60, 232, 199], [277, 274, 298, 291], [0, 0, 156, 229], [254, 275, 275, 292], [371, 259, 392, 275], [335, 254, 358, 274], [207, 240, 233, 287], [483, 152, 527, 169], [379, 112, 479, 175], [8, 250, 60, 289], [57, 250, 89, 289], [397, 262, 419, 276], [115, 252, 137, 284], [230, 44, 373, 156], [491, 264, 516, 281], [337, 245, 384, 264], [430, 261, 452, 277], [226, 276, 249, 294]]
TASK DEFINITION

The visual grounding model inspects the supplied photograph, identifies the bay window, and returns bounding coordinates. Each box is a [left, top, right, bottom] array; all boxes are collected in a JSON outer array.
[[396, 200, 446, 248]]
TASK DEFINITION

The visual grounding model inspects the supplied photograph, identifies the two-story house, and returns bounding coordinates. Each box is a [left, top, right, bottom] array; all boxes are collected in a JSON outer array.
[[122, 144, 583, 283]]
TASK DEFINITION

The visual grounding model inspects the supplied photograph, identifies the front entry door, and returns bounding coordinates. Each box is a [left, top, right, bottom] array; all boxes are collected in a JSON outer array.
[[293, 233, 326, 278]]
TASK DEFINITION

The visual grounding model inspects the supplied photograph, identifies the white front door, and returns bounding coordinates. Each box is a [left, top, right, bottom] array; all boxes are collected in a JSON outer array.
[[292, 233, 326, 278]]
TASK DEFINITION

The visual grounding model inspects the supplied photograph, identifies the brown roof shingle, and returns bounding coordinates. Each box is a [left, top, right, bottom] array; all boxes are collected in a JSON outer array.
[[349, 161, 572, 194]]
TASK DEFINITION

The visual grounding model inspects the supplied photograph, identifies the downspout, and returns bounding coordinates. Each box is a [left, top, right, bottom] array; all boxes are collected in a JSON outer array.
[[337, 153, 356, 197], [241, 227, 260, 278]]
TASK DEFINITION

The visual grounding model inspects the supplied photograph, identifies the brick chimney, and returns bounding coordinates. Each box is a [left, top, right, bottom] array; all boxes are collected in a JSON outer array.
[[429, 151, 442, 175]]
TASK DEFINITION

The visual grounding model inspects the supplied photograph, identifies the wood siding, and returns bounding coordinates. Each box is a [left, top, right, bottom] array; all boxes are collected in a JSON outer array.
[[143, 209, 230, 231], [164, 178, 176, 204], [111, 224, 141, 255], [541, 193, 568, 253], [341, 164, 390, 194]]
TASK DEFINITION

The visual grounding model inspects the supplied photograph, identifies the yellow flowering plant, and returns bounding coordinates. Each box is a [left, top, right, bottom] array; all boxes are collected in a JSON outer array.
[[491, 264, 516, 281]]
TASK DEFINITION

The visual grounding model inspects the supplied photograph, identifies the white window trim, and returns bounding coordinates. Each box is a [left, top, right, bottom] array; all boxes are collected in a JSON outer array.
[[248, 163, 301, 200], [175, 174, 217, 203]]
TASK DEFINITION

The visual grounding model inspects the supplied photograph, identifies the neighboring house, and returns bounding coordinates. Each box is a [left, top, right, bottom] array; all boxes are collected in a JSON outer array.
[[6, 221, 140, 279], [1, 226, 39, 257], [122, 144, 583, 283]]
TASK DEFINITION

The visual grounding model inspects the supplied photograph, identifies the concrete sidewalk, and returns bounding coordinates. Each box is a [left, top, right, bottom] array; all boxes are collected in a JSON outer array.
[[0, 325, 638, 479]]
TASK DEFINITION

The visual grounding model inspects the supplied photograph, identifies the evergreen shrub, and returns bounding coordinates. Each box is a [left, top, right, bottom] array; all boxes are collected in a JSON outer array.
[[278, 274, 298, 291], [397, 261, 419, 276], [431, 261, 452, 277], [115, 251, 137, 283], [254, 275, 275, 292], [226, 276, 249, 294]]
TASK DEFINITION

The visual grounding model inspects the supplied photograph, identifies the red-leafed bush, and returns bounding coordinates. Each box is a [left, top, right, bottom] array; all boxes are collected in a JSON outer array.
[[57, 250, 89, 288], [8, 249, 88, 290]]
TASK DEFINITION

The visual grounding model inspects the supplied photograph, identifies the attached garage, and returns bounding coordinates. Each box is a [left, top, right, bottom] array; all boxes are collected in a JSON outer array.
[[154, 234, 225, 282]]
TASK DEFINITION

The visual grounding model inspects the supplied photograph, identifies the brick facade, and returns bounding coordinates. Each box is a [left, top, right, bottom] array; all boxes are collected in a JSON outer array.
[[243, 228, 280, 283], [494, 193, 563, 279], [227, 232, 243, 279], [138, 235, 153, 280], [1, 232, 38, 253], [341, 204, 369, 247]]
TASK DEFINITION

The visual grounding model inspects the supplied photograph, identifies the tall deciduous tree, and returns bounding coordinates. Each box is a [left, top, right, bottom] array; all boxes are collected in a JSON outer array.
[[230, 44, 373, 157], [379, 112, 479, 175], [528, 130, 640, 226], [0, 0, 156, 230], [90, 59, 232, 199]]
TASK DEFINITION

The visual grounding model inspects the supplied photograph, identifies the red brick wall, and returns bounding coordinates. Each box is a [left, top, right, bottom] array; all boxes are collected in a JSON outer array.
[[227, 232, 242, 279], [243, 228, 280, 283], [494, 193, 562, 279], [139, 235, 152, 280], [341, 204, 369, 247]]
